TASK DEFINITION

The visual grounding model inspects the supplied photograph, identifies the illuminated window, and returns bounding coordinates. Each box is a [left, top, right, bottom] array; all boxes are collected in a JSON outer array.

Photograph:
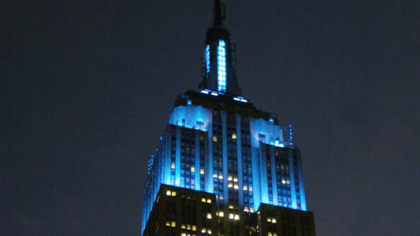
[[201, 198, 206, 203], [181, 224, 186, 229], [171, 163, 175, 169], [192, 225, 197, 231], [165, 221, 170, 227], [207, 198, 212, 204], [243, 185, 248, 191], [207, 213, 212, 219], [231, 133, 237, 139], [218, 175, 223, 180], [229, 213, 234, 219], [200, 169, 205, 175], [272, 218, 277, 223], [171, 221, 176, 227], [213, 136, 218, 142], [166, 190, 171, 196], [234, 214, 240, 220], [205, 44, 210, 73], [217, 40, 226, 93], [201, 228, 206, 233], [191, 167, 195, 172], [233, 177, 238, 182], [218, 211, 224, 217]]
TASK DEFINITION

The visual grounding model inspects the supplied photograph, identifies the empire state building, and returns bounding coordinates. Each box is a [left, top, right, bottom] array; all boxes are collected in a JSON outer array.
[[141, 1, 316, 235]]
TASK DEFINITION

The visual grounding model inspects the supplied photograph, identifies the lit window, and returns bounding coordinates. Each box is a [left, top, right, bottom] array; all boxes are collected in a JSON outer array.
[[205, 45, 210, 73], [228, 183, 233, 188], [218, 211, 224, 217], [207, 213, 212, 219], [272, 218, 277, 223], [166, 190, 171, 196], [171, 191, 176, 197], [181, 224, 186, 229], [244, 207, 249, 212], [234, 214, 240, 220], [233, 177, 238, 182], [201, 228, 206, 233], [171, 221, 176, 227], [201, 198, 206, 203], [213, 136, 218, 142], [208, 229, 212, 234], [231, 133, 237, 139], [229, 205, 234, 209], [219, 196, 224, 200], [267, 218, 272, 223], [165, 221, 170, 227], [171, 163, 175, 169], [191, 167, 195, 172], [192, 225, 197, 231], [213, 174, 218, 178], [207, 198, 212, 204], [217, 40, 226, 93], [181, 233, 186, 236], [250, 208, 254, 213], [200, 169, 205, 175], [249, 186, 253, 191], [228, 176, 233, 181], [234, 184, 239, 190], [229, 213, 234, 219]]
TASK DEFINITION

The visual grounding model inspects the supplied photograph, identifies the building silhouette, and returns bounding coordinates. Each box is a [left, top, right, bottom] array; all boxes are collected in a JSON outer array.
[[141, 1, 315, 235]]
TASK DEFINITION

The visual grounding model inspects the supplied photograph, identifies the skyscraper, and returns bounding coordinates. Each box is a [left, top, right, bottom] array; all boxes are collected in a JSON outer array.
[[141, 1, 315, 235]]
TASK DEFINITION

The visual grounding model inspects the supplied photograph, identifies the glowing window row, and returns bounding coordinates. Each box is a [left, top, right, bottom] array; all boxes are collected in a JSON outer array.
[[165, 190, 177, 197], [267, 217, 277, 223], [243, 206, 255, 213], [165, 221, 176, 227], [181, 224, 197, 231], [201, 198, 212, 204], [201, 228, 212, 234]]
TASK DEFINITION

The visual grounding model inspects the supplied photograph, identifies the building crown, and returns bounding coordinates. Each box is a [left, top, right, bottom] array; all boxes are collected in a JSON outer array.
[[199, 0, 242, 96]]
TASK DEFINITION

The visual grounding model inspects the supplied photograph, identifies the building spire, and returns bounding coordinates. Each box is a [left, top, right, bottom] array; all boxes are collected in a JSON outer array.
[[199, 0, 241, 96], [213, 0, 225, 26]]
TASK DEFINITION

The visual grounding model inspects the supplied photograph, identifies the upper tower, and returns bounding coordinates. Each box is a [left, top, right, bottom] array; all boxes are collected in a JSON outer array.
[[199, 0, 242, 96]]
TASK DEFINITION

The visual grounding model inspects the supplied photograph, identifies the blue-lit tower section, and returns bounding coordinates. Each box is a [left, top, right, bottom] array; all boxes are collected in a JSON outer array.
[[141, 1, 308, 235]]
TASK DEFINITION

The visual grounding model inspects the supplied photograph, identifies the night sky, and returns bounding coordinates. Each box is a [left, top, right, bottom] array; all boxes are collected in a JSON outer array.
[[5, 0, 420, 235]]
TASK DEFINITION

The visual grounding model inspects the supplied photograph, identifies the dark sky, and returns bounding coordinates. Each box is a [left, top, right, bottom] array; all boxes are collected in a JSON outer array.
[[4, 0, 420, 235]]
